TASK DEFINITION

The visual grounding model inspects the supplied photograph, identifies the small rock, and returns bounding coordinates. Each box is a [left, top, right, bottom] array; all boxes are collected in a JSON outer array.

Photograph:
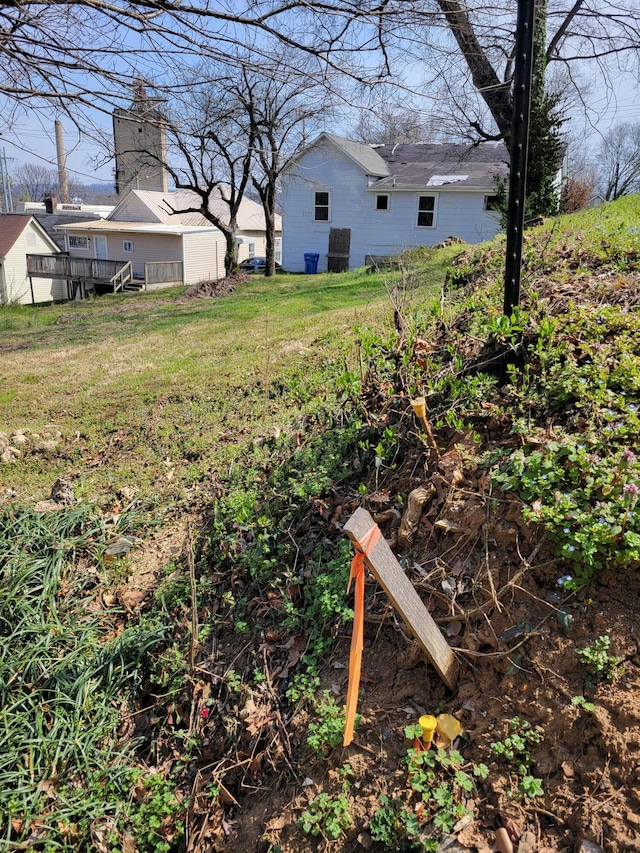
[[117, 589, 147, 611], [33, 440, 58, 454], [8, 446, 21, 458], [577, 842, 604, 853], [13, 428, 29, 435], [42, 423, 61, 432], [626, 812, 640, 827], [561, 761, 575, 778], [49, 478, 75, 505], [518, 830, 536, 853], [105, 537, 134, 558], [34, 499, 64, 513], [1, 448, 15, 463], [357, 831, 373, 851], [10, 433, 28, 446], [102, 592, 117, 607]]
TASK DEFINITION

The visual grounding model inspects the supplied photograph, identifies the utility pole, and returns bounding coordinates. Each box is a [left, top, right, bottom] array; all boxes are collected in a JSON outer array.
[[55, 120, 70, 203], [0, 149, 14, 213], [503, 0, 536, 317]]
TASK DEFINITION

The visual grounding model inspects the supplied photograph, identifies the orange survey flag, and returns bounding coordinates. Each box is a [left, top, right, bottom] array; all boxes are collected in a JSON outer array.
[[343, 524, 380, 747]]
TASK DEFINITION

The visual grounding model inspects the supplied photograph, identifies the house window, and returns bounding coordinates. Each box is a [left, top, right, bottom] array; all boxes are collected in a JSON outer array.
[[485, 195, 501, 211], [69, 235, 89, 249], [123, 240, 134, 253], [417, 195, 436, 227], [314, 191, 330, 221], [376, 194, 389, 211], [274, 238, 282, 264], [248, 242, 256, 259]]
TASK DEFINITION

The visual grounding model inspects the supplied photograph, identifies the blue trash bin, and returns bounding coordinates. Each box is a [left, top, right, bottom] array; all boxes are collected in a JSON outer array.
[[304, 253, 320, 274]]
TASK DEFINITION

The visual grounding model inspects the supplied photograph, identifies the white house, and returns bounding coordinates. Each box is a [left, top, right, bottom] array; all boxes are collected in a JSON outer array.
[[58, 189, 282, 288], [281, 133, 516, 273], [0, 215, 63, 304]]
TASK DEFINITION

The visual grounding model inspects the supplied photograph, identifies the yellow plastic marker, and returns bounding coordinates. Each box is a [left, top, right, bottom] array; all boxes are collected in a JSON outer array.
[[410, 397, 427, 420], [419, 714, 437, 749], [409, 396, 440, 458], [435, 713, 461, 747]]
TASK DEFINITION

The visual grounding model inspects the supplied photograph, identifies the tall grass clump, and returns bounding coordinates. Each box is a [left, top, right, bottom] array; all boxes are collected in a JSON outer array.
[[0, 505, 171, 850]]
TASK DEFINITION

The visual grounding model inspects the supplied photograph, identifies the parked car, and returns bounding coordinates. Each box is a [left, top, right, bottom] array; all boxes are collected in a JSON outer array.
[[238, 256, 282, 273]]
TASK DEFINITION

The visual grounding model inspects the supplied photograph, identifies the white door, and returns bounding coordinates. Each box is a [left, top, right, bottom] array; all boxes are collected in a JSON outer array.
[[94, 235, 108, 260]]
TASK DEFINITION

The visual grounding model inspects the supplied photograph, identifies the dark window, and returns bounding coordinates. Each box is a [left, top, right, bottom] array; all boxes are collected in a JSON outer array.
[[314, 191, 329, 221], [485, 195, 501, 211], [376, 194, 389, 211], [417, 195, 435, 227]]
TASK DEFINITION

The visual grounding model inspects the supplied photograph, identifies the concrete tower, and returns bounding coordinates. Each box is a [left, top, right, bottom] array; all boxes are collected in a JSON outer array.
[[113, 80, 169, 196]]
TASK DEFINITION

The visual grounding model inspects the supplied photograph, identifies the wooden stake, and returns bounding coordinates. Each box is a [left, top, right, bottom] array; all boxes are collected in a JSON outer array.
[[343, 507, 459, 690]]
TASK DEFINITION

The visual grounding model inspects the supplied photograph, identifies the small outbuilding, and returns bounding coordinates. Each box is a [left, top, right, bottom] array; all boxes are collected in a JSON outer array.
[[0, 215, 63, 305]]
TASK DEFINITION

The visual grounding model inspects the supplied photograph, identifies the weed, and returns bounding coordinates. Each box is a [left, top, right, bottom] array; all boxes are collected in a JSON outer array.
[[370, 795, 427, 852], [307, 692, 358, 756], [576, 635, 624, 682], [490, 717, 544, 796], [299, 789, 352, 841], [571, 695, 596, 713], [128, 772, 185, 853], [402, 741, 487, 842]]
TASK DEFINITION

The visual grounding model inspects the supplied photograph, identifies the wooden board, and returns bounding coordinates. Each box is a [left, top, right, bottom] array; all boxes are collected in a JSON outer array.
[[343, 507, 459, 690]]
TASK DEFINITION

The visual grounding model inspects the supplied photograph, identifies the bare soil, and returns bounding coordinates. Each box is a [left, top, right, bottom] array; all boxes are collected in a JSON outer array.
[[121, 429, 639, 853]]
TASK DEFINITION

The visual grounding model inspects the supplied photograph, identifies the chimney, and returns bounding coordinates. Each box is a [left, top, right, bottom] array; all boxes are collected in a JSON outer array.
[[44, 195, 58, 214]]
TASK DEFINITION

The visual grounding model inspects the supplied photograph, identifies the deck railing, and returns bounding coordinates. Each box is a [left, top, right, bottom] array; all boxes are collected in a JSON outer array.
[[145, 261, 184, 287], [26, 254, 132, 290]]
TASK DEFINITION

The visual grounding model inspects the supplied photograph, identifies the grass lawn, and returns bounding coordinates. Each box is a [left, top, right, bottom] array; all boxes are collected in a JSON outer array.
[[0, 253, 457, 505]]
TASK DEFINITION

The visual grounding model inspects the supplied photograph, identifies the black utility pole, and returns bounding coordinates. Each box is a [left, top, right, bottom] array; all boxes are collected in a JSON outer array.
[[503, 0, 536, 317]]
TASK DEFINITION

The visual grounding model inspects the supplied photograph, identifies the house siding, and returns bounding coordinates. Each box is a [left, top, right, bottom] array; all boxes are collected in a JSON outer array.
[[111, 193, 163, 222], [182, 231, 226, 283], [281, 139, 502, 272], [4, 222, 62, 304], [66, 230, 184, 279]]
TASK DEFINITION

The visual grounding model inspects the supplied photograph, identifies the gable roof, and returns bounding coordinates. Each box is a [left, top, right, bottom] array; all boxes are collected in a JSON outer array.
[[109, 189, 280, 232], [0, 214, 60, 258], [288, 133, 390, 177], [370, 141, 510, 191]]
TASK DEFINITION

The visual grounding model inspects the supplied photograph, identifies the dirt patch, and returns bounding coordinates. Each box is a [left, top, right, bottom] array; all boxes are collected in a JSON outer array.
[[178, 272, 249, 301]]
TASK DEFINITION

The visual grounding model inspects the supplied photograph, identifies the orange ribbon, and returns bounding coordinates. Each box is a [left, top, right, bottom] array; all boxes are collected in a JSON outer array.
[[343, 524, 380, 747]]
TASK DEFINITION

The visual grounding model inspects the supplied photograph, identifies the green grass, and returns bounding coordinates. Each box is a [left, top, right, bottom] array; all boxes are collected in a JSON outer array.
[[0, 258, 457, 504]]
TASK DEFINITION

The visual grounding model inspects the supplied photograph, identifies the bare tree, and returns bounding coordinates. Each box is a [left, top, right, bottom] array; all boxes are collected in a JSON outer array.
[[384, 1, 640, 152], [149, 77, 257, 276], [350, 100, 437, 145], [597, 121, 640, 201], [12, 163, 58, 201], [232, 55, 335, 276]]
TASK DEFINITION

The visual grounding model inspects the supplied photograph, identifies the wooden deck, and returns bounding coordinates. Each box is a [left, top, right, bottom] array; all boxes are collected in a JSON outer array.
[[26, 254, 133, 295]]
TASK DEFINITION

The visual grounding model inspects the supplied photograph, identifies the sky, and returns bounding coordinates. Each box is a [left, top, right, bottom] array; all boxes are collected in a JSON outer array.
[[1, 7, 639, 192]]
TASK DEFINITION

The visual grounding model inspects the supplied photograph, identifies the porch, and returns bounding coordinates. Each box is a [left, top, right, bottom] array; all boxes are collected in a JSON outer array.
[[26, 254, 133, 299]]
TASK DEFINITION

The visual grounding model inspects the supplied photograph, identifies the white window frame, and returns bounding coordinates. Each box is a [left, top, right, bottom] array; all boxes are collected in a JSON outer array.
[[375, 194, 390, 211], [314, 190, 330, 222], [123, 240, 134, 253], [248, 241, 256, 259], [274, 237, 282, 264], [69, 235, 89, 249], [416, 194, 437, 228]]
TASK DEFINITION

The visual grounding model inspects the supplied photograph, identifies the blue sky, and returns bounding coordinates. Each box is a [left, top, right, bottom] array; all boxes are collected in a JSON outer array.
[[1, 36, 638, 190]]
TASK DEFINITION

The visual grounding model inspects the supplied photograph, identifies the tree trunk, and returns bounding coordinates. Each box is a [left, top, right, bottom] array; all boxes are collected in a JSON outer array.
[[436, 0, 514, 149], [223, 222, 238, 277], [262, 178, 277, 277]]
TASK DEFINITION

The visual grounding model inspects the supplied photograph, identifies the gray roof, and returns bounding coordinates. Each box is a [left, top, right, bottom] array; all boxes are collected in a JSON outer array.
[[299, 133, 390, 177], [371, 142, 509, 191], [33, 213, 104, 250]]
